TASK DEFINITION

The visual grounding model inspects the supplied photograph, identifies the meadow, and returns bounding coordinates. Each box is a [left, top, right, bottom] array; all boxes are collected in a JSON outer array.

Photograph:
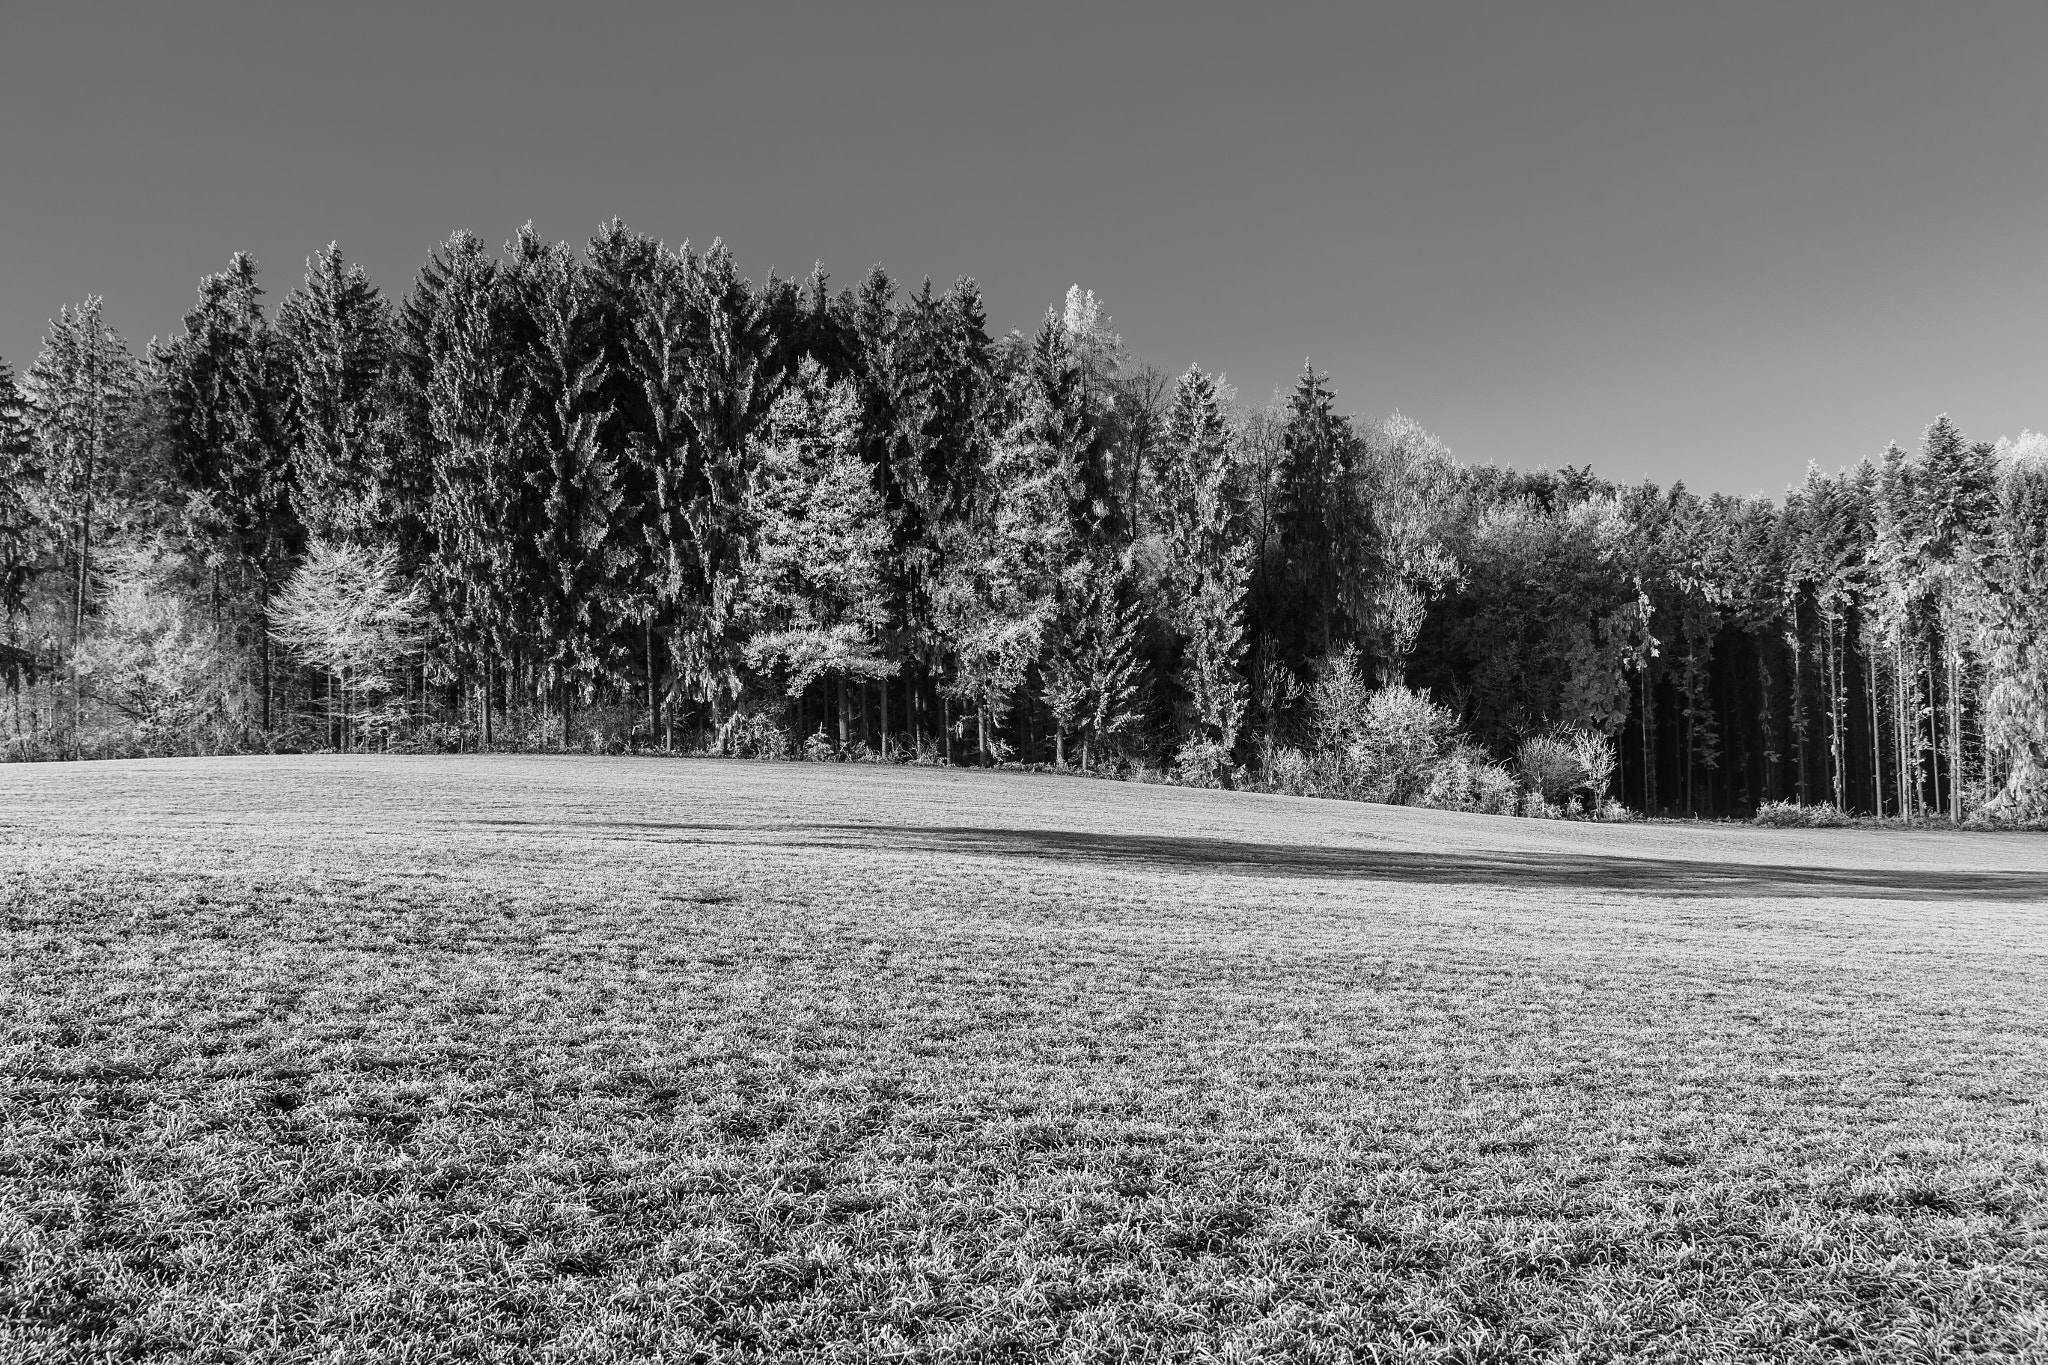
[[2, 756, 2045, 1362]]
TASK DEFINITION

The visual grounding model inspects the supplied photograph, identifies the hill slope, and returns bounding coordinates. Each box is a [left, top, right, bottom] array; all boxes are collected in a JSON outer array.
[[4, 757, 2046, 1361]]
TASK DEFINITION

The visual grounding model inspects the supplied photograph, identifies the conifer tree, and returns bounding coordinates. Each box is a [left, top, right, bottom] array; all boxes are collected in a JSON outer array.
[[403, 231, 520, 745], [0, 359, 37, 631], [739, 360, 894, 746], [590, 222, 690, 744], [155, 254, 303, 728], [502, 227, 620, 747], [1265, 363, 1358, 670], [277, 243, 392, 543], [22, 297, 142, 745], [1157, 364, 1250, 762], [1040, 556, 1143, 768], [674, 240, 779, 734]]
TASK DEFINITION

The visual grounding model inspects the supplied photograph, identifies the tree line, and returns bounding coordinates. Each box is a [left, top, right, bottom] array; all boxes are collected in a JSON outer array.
[[2, 223, 2044, 821]]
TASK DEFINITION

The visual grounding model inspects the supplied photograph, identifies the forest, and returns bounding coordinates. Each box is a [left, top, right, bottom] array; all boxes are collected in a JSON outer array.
[[2, 223, 2044, 822]]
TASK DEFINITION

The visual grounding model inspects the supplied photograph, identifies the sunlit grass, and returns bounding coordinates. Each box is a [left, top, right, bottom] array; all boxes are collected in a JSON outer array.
[[3, 756, 2045, 1361]]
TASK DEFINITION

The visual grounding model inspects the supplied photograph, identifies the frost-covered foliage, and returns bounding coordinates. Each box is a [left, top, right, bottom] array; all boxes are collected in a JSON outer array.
[[1248, 650, 1627, 818], [7, 236, 2043, 819], [1754, 800, 1852, 828], [270, 541, 426, 749], [72, 543, 226, 752]]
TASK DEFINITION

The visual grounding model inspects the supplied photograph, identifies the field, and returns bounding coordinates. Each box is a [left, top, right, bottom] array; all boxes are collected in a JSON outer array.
[[2, 757, 2046, 1363]]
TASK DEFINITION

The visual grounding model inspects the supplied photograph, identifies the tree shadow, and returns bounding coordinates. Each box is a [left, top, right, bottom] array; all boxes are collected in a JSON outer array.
[[802, 824, 2048, 902]]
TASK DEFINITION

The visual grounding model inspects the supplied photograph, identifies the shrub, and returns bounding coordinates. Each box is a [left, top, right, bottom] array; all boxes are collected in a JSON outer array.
[[1173, 738, 1239, 789], [1516, 726, 1618, 812], [1753, 800, 1850, 828], [1352, 686, 1461, 803], [1516, 734, 1582, 805], [718, 710, 788, 760], [1263, 746, 1315, 797]]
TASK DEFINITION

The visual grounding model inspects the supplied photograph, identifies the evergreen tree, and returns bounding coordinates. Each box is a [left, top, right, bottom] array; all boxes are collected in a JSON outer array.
[[154, 253, 302, 729], [674, 240, 779, 732], [0, 358, 37, 630], [277, 243, 393, 543], [403, 231, 521, 746], [1265, 363, 1358, 670], [1156, 364, 1250, 762], [738, 360, 894, 746], [501, 226, 620, 747], [22, 297, 143, 745], [1040, 556, 1144, 768]]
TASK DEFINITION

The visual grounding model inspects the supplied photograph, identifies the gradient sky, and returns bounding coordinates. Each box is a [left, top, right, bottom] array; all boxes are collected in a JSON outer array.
[[3, 1, 2043, 496]]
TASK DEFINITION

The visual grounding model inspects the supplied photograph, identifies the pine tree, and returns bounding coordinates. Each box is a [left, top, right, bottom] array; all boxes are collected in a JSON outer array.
[[502, 226, 620, 748], [1157, 364, 1250, 762], [21, 297, 142, 747], [155, 253, 302, 729], [1040, 556, 1143, 768], [403, 231, 521, 746], [0, 358, 37, 628], [675, 240, 780, 735], [1268, 363, 1358, 668], [277, 243, 393, 543], [590, 222, 689, 745], [739, 360, 894, 747]]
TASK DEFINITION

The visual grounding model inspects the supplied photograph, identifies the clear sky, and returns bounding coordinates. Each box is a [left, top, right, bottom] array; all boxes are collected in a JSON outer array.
[[2, 1, 2042, 496]]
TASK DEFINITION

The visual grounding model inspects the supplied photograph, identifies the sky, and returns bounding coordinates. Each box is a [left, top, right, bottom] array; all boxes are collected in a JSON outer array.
[[2, 0, 2043, 497]]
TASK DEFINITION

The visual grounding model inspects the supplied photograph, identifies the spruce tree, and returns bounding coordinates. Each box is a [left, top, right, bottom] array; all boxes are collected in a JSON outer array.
[[277, 243, 392, 543], [675, 240, 779, 735], [404, 231, 521, 746], [500, 228, 621, 747], [22, 297, 142, 746], [738, 360, 894, 747], [155, 253, 302, 729], [1157, 364, 1250, 762]]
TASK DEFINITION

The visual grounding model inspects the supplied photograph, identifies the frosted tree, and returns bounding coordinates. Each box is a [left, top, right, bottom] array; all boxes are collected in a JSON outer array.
[[502, 227, 620, 747], [1979, 432, 2048, 817], [270, 541, 427, 750], [278, 243, 393, 542], [1039, 555, 1144, 768], [71, 542, 225, 752], [738, 360, 895, 747], [1157, 364, 1250, 771], [21, 296, 142, 745], [154, 253, 300, 729], [402, 231, 520, 746]]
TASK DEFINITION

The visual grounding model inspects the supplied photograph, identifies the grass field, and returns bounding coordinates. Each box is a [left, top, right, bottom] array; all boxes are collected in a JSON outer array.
[[3, 756, 2046, 1362]]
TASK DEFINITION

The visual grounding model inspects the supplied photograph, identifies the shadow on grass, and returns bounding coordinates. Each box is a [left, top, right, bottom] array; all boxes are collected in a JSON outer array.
[[799, 824, 2048, 902]]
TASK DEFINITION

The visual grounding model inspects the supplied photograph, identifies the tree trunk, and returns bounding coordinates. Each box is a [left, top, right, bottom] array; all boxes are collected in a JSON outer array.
[[1924, 647, 1940, 819], [645, 620, 657, 747], [1948, 646, 1963, 822], [1865, 626, 1882, 817], [836, 675, 848, 748], [880, 673, 891, 757]]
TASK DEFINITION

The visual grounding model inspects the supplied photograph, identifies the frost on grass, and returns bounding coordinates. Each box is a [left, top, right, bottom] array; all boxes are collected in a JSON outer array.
[[1, 756, 2046, 1362]]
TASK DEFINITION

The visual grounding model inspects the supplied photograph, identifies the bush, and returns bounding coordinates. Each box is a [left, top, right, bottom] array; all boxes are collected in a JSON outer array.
[[1516, 734, 1582, 805], [1516, 726, 1618, 813], [1306, 655, 1461, 804], [1753, 800, 1851, 828], [1263, 746, 1316, 796], [1173, 738, 1239, 789], [717, 710, 788, 760], [1415, 743, 1520, 815]]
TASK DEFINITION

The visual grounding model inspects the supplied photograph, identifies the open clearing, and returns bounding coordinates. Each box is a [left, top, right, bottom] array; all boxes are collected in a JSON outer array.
[[3, 756, 2046, 1362]]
